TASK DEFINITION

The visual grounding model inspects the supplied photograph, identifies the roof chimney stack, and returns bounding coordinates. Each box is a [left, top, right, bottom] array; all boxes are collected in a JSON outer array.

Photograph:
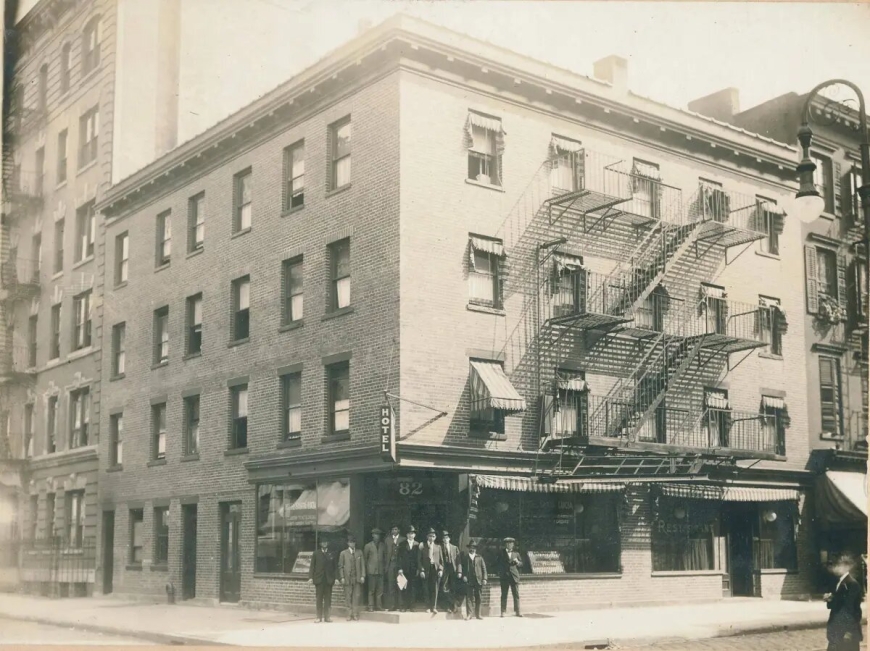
[[593, 55, 629, 95], [687, 88, 741, 124]]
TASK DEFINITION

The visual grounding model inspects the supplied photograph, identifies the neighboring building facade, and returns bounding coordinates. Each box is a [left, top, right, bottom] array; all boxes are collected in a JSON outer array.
[[96, 16, 819, 612]]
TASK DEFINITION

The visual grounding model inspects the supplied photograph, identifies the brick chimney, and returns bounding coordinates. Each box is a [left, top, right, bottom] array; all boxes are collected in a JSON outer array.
[[687, 88, 741, 124], [593, 55, 629, 95]]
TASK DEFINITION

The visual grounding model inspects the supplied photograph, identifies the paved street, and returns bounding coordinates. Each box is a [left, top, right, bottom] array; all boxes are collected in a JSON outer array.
[[0, 617, 153, 645], [613, 628, 865, 651]]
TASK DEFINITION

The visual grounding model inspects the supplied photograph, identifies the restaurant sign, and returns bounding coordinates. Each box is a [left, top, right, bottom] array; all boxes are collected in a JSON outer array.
[[527, 551, 566, 575], [380, 405, 397, 462]]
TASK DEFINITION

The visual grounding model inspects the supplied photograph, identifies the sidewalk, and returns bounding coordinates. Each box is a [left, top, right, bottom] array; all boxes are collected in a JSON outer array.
[[0, 593, 847, 648]]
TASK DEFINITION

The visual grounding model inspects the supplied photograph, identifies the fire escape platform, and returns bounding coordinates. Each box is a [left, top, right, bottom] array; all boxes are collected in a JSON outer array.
[[586, 437, 780, 461], [694, 219, 767, 249], [546, 189, 644, 228], [546, 311, 632, 332], [566, 452, 712, 478], [687, 332, 769, 355]]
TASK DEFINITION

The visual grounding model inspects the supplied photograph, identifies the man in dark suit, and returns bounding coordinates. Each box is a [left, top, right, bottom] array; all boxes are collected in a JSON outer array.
[[498, 537, 523, 618], [363, 528, 387, 611], [308, 538, 336, 623], [418, 528, 444, 613], [824, 554, 864, 651], [439, 531, 461, 614], [459, 540, 488, 620], [397, 525, 419, 612], [384, 525, 403, 611], [338, 535, 365, 621]]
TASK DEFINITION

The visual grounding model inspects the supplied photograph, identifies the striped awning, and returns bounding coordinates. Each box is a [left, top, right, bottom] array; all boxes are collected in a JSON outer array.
[[700, 284, 727, 299], [550, 134, 583, 154], [553, 252, 584, 274], [632, 160, 661, 181], [762, 396, 785, 410], [474, 475, 624, 494], [705, 392, 730, 410], [558, 377, 588, 392], [470, 360, 527, 413], [469, 235, 505, 258], [758, 296, 781, 309], [659, 484, 800, 502], [467, 111, 504, 134]]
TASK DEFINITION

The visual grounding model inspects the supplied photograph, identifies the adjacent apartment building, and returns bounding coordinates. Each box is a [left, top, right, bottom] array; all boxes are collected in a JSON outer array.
[[95, 16, 819, 612]]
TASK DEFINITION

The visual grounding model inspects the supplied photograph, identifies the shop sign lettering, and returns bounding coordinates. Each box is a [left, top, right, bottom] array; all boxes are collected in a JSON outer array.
[[654, 519, 714, 535], [379, 406, 396, 462]]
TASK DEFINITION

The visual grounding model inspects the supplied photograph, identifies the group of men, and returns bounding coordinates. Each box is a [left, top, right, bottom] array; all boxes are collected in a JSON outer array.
[[308, 525, 523, 622]]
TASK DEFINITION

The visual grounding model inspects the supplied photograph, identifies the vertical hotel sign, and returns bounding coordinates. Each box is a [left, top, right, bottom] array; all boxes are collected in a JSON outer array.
[[379, 405, 397, 462]]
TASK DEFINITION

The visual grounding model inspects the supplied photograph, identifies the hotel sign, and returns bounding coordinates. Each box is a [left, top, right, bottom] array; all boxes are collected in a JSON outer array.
[[379, 405, 397, 462]]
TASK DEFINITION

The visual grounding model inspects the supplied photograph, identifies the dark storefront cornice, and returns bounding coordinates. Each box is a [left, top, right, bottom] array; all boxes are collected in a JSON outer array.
[[245, 446, 394, 483], [810, 448, 868, 473]]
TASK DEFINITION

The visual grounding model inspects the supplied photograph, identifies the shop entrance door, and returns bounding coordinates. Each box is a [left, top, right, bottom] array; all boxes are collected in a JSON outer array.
[[181, 504, 197, 600], [219, 502, 241, 603], [723, 503, 756, 597], [101, 511, 114, 595]]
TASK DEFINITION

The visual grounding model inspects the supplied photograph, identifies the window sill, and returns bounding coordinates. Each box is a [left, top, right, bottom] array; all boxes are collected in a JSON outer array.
[[755, 250, 781, 261], [326, 184, 352, 198], [187, 247, 204, 259], [279, 320, 304, 333], [651, 570, 724, 578], [467, 303, 505, 316], [759, 568, 798, 575], [125, 564, 143, 572], [253, 572, 308, 581], [758, 352, 784, 361], [80, 66, 102, 87], [523, 572, 622, 581], [67, 346, 95, 362], [72, 255, 95, 270], [228, 337, 250, 348], [282, 205, 305, 218], [322, 307, 354, 321], [465, 178, 505, 193], [77, 159, 98, 175], [183, 351, 202, 361], [110, 373, 125, 382], [147, 459, 167, 468], [114, 281, 128, 290], [155, 261, 171, 273], [150, 564, 169, 572], [322, 432, 351, 444], [277, 438, 302, 450], [181, 453, 200, 462], [231, 227, 252, 240], [45, 357, 63, 370], [225, 447, 249, 457], [51, 271, 63, 282], [56, 180, 67, 191], [106, 465, 123, 473], [152, 361, 169, 370], [469, 429, 507, 441]]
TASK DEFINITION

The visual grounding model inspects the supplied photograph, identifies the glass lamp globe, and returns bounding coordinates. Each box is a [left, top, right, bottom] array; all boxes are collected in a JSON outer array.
[[794, 193, 825, 224]]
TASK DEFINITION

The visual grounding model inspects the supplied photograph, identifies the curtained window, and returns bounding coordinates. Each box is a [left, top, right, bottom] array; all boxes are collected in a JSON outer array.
[[652, 498, 718, 571], [466, 112, 504, 187], [754, 502, 797, 570]]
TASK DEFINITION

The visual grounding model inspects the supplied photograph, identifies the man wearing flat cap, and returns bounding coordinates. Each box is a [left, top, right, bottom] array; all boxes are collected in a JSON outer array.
[[417, 528, 444, 613], [439, 531, 461, 614], [497, 537, 523, 617], [363, 528, 387, 611], [397, 525, 420, 612], [338, 535, 365, 621], [459, 540, 488, 620]]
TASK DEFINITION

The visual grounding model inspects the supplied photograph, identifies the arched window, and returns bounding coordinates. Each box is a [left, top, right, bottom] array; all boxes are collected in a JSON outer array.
[[60, 42, 71, 93], [81, 16, 102, 76]]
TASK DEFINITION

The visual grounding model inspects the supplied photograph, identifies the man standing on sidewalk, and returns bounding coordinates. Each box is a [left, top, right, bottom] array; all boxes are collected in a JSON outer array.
[[498, 537, 522, 618], [384, 525, 403, 612], [363, 528, 386, 612], [824, 554, 864, 651], [308, 538, 336, 623], [397, 525, 420, 612], [439, 531, 461, 614], [418, 528, 443, 613], [338, 535, 365, 621], [459, 540, 487, 620]]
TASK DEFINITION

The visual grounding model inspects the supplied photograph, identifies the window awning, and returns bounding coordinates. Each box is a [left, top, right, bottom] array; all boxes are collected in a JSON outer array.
[[659, 483, 800, 502], [558, 377, 588, 392], [469, 360, 527, 414], [632, 160, 661, 181], [816, 471, 867, 524], [474, 474, 624, 494], [469, 235, 505, 258], [550, 135, 583, 154], [467, 112, 504, 134], [761, 396, 785, 410], [759, 296, 781, 309], [552, 252, 584, 274], [700, 284, 727, 299], [704, 392, 730, 410]]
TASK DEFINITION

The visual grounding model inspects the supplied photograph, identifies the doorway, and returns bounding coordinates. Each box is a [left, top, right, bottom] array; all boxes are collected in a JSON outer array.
[[723, 503, 757, 597], [101, 511, 114, 595], [181, 504, 197, 600], [219, 502, 241, 603], [375, 502, 449, 536]]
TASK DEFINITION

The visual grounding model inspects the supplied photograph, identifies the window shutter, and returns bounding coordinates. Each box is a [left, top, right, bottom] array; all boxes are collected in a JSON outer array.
[[833, 161, 842, 217], [837, 252, 848, 312], [841, 166, 855, 228], [805, 245, 819, 314]]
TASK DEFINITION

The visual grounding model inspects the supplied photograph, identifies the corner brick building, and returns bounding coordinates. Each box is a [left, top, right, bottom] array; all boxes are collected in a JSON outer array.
[[94, 16, 825, 612]]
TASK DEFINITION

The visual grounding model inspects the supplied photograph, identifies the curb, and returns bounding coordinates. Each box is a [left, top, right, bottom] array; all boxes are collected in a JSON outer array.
[[0, 611, 231, 646]]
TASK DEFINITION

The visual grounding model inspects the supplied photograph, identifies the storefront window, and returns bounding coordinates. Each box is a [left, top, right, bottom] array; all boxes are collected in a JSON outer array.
[[754, 502, 797, 570], [652, 498, 719, 571], [255, 479, 350, 574], [471, 490, 621, 575]]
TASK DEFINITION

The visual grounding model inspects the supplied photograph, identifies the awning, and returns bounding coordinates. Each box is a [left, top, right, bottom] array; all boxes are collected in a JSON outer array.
[[816, 471, 867, 524], [762, 396, 785, 410], [700, 284, 727, 299], [470, 360, 527, 413], [550, 134, 583, 154], [759, 296, 781, 309], [659, 483, 800, 502], [467, 111, 504, 134], [553, 252, 584, 274], [469, 235, 505, 258], [632, 160, 662, 181], [474, 474, 624, 494], [705, 392, 730, 410], [558, 378, 588, 392]]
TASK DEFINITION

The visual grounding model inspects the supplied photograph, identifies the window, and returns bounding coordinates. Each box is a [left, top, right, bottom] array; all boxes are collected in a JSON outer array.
[[50, 303, 61, 359], [755, 503, 797, 570], [549, 135, 584, 192], [183, 395, 200, 456], [549, 252, 586, 319], [327, 362, 349, 435], [812, 153, 834, 214], [468, 236, 504, 309], [231, 276, 250, 341], [817, 248, 838, 300], [59, 43, 71, 94], [156, 210, 171, 266], [53, 218, 64, 273], [81, 16, 101, 75], [758, 296, 783, 356], [79, 106, 99, 168], [47, 396, 57, 453], [27, 315, 37, 367], [129, 509, 144, 564], [701, 284, 727, 335], [65, 490, 84, 548], [115, 232, 128, 285], [652, 498, 718, 572], [328, 239, 350, 311], [45, 493, 55, 539], [698, 178, 729, 222], [186, 293, 203, 355], [284, 141, 304, 210], [756, 198, 781, 256], [819, 356, 843, 438], [154, 306, 169, 364], [282, 373, 302, 442], [72, 290, 92, 350], [256, 480, 350, 573], [74, 201, 95, 261], [541, 370, 589, 440], [154, 507, 169, 565], [109, 413, 123, 466], [466, 112, 503, 186], [760, 396, 787, 456], [630, 159, 662, 219], [188, 193, 204, 252], [29, 494, 38, 539], [35, 147, 45, 196], [24, 404, 34, 459], [234, 169, 252, 232], [329, 118, 351, 190], [32, 233, 42, 278], [844, 165, 864, 227], [853, 257, 868, 321], [152, 403, 167, 460], [703, 388, 730, 448], [112, 322, 125, 376], [230, 384, 248, 449], [57, 130, 68, 185], [281, 258, 303, 324], [69, 387, 90, 448], [38, 64, 47, 112]]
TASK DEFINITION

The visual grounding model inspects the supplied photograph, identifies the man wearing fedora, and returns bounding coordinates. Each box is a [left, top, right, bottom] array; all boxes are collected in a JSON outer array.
[[498, 537, 523, 618], [397, 525, 420, 612], [459, 540, 488, 620], [363, 528, 387, 612], [418, 527, 444, 613], [384, 525, 404, 612], [439, 530, 461, 614], [308, 538, 336, 623]]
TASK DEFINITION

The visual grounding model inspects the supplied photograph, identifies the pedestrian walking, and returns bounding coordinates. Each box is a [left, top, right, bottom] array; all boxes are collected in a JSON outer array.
[[308, 538, 336, 623], [824, 554, 864, 651], [363, 528, 387, 611], [439, 531, 461, 613], [498, 537, 522, 618], [459, 540, 487, 620], [338, 535, 365, 621], [418, 527, 443, 613], [384, 525, 403, 611], [397, 525, 420, 612]]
